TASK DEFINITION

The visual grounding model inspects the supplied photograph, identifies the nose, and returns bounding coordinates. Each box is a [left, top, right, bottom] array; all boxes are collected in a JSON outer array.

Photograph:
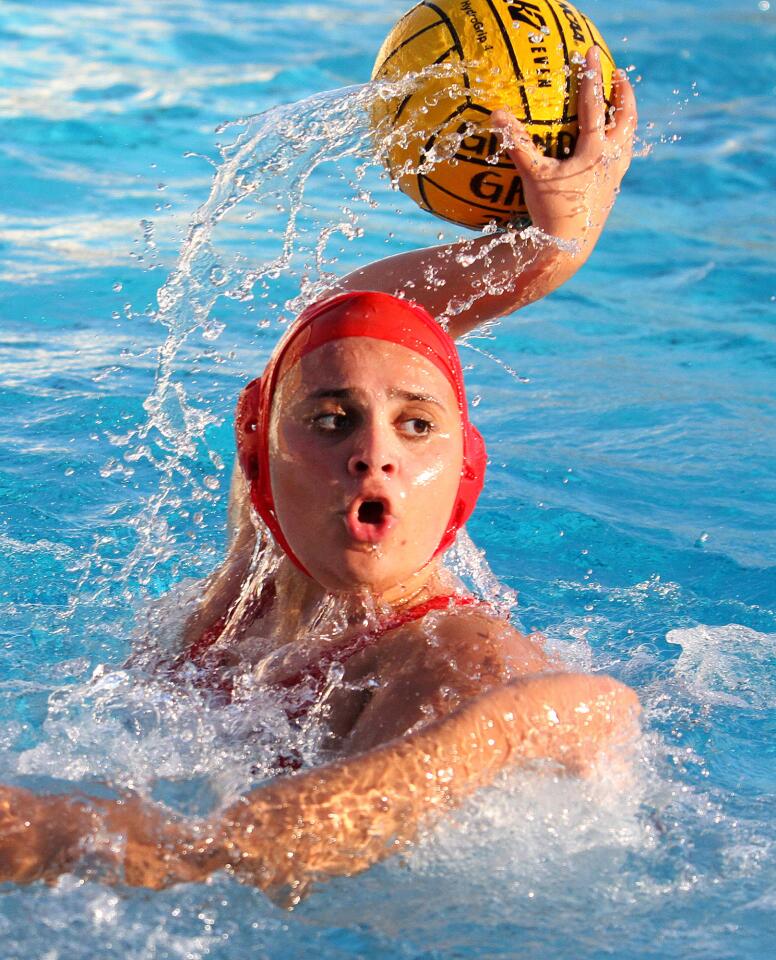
[[347, 421, 397, 478]]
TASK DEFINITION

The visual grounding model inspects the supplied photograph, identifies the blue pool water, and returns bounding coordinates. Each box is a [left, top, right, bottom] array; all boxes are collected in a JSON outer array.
[[1, 0, 774, 956]]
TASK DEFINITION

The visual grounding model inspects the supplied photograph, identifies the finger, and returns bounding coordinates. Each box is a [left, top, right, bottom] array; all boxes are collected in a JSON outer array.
[[575, 46, 606, 163], [606, 70, 638, 152], [489, 108, 547, 176]]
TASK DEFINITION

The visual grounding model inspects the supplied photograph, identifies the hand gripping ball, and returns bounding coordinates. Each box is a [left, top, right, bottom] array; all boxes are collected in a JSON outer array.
[[371, 0, 616, 230]]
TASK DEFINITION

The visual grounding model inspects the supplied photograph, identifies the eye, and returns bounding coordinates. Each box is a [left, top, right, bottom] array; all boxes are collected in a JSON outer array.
[[312, 412, 350, 433], [397, 416, 433, 437]]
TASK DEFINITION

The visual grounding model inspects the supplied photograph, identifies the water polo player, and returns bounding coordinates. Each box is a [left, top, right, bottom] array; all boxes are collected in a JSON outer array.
[[0, 50, 639, 897]]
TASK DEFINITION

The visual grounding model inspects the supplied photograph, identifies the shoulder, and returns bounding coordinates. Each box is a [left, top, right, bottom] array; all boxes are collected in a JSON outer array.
[[417, 603, 553, 680], [367, 601, 551, 693], [338, 603, 552, 756]]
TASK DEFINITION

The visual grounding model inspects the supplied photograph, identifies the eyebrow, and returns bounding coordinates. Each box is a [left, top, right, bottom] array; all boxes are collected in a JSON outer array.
[[389, 388, 444, 408], [305, 387, 444, 408]]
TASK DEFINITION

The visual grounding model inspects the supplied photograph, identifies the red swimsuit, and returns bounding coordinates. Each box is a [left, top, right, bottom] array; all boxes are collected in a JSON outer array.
[[183, 592, 484, 702], [183, 592, 489, 773]]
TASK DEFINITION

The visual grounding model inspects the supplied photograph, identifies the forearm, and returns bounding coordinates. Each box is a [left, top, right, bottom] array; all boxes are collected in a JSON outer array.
[[0, 674, 638, 892], [339, 226, 589, 340], [340, 57, 635, 340], [222, 672, 640, 894], [0, 786, 225, 889]]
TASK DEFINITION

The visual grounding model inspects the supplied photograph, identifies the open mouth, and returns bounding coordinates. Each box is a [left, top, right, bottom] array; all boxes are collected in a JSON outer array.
[[345, 496, 395, 544], [358, 500, 385, 525]]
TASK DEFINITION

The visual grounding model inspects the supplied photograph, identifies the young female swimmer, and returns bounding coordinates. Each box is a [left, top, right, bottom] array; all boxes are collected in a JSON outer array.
[[0, 50, 638, 899]]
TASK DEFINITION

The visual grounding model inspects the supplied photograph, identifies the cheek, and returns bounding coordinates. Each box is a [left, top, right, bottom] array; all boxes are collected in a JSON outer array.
[[269, 425, 338, 510], [411, 455, 450, 487], [403, 443, 462, 509]]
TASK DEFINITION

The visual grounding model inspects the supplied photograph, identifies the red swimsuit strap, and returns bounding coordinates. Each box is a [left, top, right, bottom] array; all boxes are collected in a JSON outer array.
[[181, 582, 275, 668], [183, 592, 493, 710], [276, 593, 487, 692]]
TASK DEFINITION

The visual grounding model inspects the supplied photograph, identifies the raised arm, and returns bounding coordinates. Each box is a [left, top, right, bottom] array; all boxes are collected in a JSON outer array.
[[340, 48, 637, 339], [0, 671, 639, 896]]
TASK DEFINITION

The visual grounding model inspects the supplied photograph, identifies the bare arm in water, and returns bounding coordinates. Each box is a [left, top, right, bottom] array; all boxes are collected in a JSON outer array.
[[0, 671, 639, 894], [338, 48, 637, 339]]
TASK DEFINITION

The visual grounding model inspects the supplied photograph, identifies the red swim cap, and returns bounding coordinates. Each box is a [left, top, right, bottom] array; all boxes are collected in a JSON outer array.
[[236, 291, 486, 577]]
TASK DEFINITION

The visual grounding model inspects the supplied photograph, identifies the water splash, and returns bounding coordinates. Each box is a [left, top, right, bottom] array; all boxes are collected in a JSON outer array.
[[667, 623, 776, 710]]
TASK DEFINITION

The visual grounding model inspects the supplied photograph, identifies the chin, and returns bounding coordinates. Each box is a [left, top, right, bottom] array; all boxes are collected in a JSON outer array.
[[308, 547, 421, 598]]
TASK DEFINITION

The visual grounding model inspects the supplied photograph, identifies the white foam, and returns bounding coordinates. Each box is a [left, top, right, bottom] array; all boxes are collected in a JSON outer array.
[[667, 623, 776, 709]]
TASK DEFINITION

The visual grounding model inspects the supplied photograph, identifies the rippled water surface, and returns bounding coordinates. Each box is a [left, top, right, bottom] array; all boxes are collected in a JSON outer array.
[[1, 1, 774, 957]]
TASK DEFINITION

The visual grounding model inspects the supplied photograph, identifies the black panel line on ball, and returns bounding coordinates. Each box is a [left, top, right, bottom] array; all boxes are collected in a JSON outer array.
[[417, 171, 432, 211], [470, 103, 578, 127], [545, 0, 572, 123], [376, 20, 447, 72], [395, 92, 414, 123], [422, 174, 507, 215], [416, 99, 473, 204], [534, 113, 577, 125], [579, 13, 616, 69], [454, 153, 522, 169], [423, 1, 471, 91], [422, 101, 473, 153], [468, 101, 530, 123], [433, 46, 457, 64], [395, 44, 458, 122], [483, 0, 532, 122]]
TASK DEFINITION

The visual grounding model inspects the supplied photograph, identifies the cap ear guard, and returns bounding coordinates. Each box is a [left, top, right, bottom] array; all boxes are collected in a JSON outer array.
[[433, 421, 487, 558], [235, 376, 262, 485], [462, 423, 487, 522]]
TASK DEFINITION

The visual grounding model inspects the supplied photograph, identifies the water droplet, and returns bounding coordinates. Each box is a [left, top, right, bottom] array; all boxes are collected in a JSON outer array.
[[203, 320, 225, 342]]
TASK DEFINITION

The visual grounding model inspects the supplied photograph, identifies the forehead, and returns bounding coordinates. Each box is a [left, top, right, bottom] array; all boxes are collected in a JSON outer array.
[[276, 336, 459, 406]]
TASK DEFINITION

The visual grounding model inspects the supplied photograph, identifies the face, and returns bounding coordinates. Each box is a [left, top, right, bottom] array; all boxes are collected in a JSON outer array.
[[267, 337, 464, 597]]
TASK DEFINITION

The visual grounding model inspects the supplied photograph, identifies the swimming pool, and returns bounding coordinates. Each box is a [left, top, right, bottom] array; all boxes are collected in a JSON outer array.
[[1, 0, 774, 956]]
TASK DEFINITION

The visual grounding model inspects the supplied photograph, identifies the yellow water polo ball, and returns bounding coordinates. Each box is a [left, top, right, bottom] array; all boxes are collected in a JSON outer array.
[[371, 0, 615, 230]]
